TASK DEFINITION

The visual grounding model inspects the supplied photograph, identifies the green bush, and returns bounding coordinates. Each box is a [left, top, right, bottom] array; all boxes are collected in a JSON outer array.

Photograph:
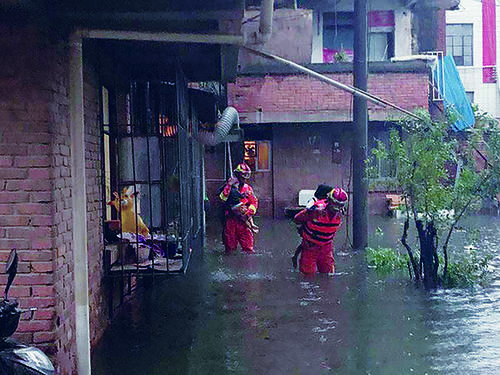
[[366, 247, 409, 274], [442, 250, 493, 288]]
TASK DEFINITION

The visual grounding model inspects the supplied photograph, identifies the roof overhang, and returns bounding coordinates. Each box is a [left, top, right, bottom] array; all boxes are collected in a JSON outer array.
[[406, 0, 460, 10], [2, 0, 245, 82]]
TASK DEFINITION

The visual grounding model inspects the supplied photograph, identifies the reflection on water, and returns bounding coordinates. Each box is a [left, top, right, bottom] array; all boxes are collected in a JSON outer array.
[[92, 216, 500, 375]]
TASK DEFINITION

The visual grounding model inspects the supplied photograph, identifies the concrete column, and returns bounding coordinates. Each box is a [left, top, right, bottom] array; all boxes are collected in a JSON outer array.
[[69, 32, 91, 374], [353, 0, 369, 249]]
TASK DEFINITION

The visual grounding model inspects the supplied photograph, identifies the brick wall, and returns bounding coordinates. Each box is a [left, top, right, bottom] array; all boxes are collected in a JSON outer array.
[[272, 123, 351, 217], [228, 71, 429, 123], [82, 57, 109, 349], [225, 69, 429, 217], [0, 24, 109, 374], [0, 23, 59, 355]]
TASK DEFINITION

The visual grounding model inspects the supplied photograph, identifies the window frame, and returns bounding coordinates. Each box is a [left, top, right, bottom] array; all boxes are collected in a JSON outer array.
[[369, 129, 398, 181], [323, 11, 395, 62], [243, 140, 272, 172], [255, 140, 271, 172], [446, 23, 473, 66]]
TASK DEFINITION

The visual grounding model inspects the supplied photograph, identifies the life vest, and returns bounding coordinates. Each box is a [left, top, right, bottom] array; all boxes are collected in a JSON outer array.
[[219, 182, 258, 216], [302, 200, 342, 245]]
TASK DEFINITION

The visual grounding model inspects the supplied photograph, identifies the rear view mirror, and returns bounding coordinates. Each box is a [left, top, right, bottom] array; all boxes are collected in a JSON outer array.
[[4, 249, 18, 300]]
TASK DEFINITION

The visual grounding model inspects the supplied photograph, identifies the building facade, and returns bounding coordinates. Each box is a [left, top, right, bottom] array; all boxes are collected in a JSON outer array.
[[446, 0, 500, 120], [205, 0, 457, 219], [0, 1, 244, 373]]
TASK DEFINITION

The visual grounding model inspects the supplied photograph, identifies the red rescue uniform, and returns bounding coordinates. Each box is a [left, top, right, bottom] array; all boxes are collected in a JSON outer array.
[[294, 199, 342, 274], [219, 181, 258, 253]]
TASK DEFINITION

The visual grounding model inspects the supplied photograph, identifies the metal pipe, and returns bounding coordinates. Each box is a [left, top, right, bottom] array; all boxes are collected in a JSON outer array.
[[69, 32, 91, 375], [242, 46, 423, 120], [258, 0, 274, 43], [197, 106, 240, 146]]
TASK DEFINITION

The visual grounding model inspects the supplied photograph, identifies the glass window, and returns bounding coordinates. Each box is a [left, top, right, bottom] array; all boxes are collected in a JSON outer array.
[[244, 141, 256, 171], [466, 91, 474, 103], [244, 140, 271, 172], [446, 24, 473, 66], [323, 11, 394, 62], [369, 131, 397, 179], [256, 141, 271, 171]]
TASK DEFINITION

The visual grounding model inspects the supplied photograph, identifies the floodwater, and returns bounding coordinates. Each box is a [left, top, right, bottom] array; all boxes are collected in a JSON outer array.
[[92, 216, 500, 375]]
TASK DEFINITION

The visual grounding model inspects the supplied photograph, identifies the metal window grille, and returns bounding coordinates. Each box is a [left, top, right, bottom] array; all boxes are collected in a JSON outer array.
[[101, 66, 204, 314], [425, 51, 445, 102]]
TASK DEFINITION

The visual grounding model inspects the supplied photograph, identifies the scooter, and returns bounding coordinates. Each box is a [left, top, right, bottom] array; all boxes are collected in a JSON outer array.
[[0, 249, 55, 375]]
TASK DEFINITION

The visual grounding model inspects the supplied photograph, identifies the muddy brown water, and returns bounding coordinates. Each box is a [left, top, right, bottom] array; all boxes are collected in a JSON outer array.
[[92, 216, 500, 375]]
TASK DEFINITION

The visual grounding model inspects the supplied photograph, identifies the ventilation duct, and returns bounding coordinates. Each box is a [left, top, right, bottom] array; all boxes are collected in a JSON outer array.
[[197, 106, 240, 146]]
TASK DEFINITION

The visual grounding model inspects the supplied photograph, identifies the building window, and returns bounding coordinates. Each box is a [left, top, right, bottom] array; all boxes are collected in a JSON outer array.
[[323, 11, 394, 63], [466, 91, 474, 103], [256, 141, 271, 171], [244, 140, 271, 172], [369, 130, 397, 179], [446, 24, 473, 66]]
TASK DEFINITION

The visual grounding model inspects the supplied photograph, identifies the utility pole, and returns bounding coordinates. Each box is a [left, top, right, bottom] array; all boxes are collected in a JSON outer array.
[[352, 0, 368, 249]]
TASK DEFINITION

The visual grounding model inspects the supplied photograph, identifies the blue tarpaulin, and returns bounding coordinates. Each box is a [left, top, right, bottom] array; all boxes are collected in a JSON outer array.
[[433, 56, 475, 131]]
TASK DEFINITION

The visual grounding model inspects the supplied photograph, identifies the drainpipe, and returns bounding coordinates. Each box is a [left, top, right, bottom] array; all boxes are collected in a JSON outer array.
[[69, 32, 91, 374], [257, 0, 274, 43], [196, 106, 240, 146]]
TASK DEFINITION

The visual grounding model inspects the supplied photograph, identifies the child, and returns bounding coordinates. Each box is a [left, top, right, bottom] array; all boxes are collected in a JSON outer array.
[[226, 185, 259, 234], [292, 184, 333, 268]]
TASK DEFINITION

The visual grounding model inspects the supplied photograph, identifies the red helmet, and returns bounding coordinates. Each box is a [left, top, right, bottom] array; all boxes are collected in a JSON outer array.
[[327, 187, 348, 208], [234, 163, 251, 179]]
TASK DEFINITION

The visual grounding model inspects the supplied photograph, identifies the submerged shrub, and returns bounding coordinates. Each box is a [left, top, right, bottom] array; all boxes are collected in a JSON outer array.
[[366, 247, 409, 274], [442, 250, 493, 288]]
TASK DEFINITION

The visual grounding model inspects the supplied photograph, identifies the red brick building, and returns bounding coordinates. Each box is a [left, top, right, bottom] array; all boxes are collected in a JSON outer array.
[[205, 1, 457, 218], [0, 1, 244, 373]]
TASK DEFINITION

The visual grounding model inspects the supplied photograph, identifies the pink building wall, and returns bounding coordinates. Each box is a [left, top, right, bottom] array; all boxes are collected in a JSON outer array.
[[225, 69, 429, 217], [482, 0, 497, 83]]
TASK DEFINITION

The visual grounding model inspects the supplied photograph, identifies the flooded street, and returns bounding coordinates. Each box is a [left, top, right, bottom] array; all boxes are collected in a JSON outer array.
[[92, 216, 500, 375]]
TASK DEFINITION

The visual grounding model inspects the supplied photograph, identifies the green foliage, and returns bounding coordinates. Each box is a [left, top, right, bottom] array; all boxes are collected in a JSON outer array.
[[442, 250, 493, 288], [334, 49, 349, 62], [368, 107, 499, 288], [366, 247, 409, 274], [369, 109, 500, 226]]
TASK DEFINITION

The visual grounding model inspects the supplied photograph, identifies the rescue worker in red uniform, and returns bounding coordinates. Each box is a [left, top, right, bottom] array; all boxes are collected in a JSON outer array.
[[293, 187, 348, 274], [219, 163, 258, 254]]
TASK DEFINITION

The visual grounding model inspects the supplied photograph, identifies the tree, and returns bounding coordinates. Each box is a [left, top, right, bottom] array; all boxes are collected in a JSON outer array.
[[370, 108, 500, 289]]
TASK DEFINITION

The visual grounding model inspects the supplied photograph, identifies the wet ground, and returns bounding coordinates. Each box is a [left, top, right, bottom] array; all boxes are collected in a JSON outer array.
[[92, 216, 500, 375]]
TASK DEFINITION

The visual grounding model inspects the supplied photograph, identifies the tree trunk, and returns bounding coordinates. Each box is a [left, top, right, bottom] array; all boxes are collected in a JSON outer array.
[[401, 217, 420, 280], [415, 220, 439, 289]]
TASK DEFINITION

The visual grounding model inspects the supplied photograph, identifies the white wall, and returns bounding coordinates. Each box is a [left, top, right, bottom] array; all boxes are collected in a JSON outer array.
[[446, 0, 500, 118], [311, 9, 324, 63], [394, 9, 412, 57]]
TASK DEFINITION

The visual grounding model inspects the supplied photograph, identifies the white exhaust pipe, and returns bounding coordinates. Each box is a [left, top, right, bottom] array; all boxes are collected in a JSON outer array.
[[197, 106, 240, 146]]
